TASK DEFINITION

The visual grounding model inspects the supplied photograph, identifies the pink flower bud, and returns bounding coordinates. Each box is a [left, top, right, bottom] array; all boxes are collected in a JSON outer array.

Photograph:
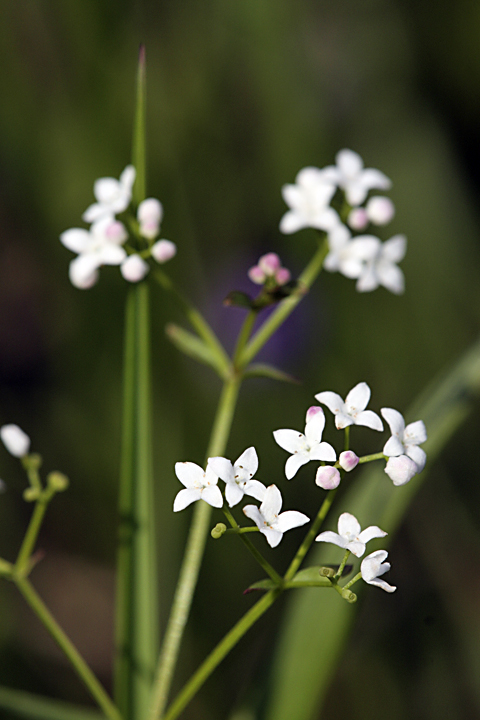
[[315, 465, 341, 490], [384, 455, 417, 486], [105, 221, 128, 244], [339, 450, 359, 472], [151, 239, 177, 264], [347, 208, 368, 231], [248, 265, 266, 284], [258, 252, 281, 276], [121, 255, 149, 282], [306, 406, 323, 423], [138, 198, 163, 239], [366, 196, 395, 225], [275, 267, 291, 286]]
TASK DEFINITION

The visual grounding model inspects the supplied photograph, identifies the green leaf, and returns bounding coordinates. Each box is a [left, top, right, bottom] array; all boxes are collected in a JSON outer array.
[[223, 291, 255, 309], [0, 686, 103, 720], [264, 335, 480, 720], [166, 323, 228, 377], [243, 363, 300, 384]]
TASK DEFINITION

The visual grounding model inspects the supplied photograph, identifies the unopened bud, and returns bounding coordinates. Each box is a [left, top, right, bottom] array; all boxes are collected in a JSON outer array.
[[121, 254, 149, 282], [366, 196, 395, 225], [384, 455, 417, 486], [211, 522, 227, 539], [342, 589, 357, 603], [258, 253, 281, 276], [315, 465, 341, 490], [339, 450, 359, 472], [151, 239, 177, 264], [1, 424, 31, 457], [47, 472, 69, 493], [275, 267, 291, 286], [23, 487, 41, 502], [347, 208, 368, 231], [248, 265, 266, 285], [319, 566, 336, 578]]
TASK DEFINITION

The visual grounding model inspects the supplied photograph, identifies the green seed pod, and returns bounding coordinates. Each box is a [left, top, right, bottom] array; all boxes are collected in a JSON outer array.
[[211, 523, 227, 539], [47, 472, 70, 492], [23, 487, 41, 502]]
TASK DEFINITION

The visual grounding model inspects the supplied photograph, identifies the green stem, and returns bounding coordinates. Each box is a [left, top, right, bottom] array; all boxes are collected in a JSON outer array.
[[238, 237, 329, 368], [232, 309, 258, 367], [334, 550, 350, 581], [15, 499, 49, 575], [344, 426, 350, 452], [284, 488, 338, 582], [358, 452, 385, 464], [222, 507, 283, 585], [149, 375, 241, 720], [15, 576, 122, 720], [162, 590, 282, 720], [342, 571, 362, 591]]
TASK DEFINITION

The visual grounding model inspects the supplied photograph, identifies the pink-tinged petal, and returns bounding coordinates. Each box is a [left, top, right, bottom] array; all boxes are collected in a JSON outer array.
[[406, 445, 426, 472], [235, 446, 258, 476], [275, 267, 291, 285], [358, 525, 387, 544], [404, 420, 427, 445], [69, 255, 100, 289], [258, 253, 281, 275], [382, 234, 406, 263], [355, 410, 384, 431], [248, 265, 266, 284], [309, 442, 336, 462], [273, 429, 305, 454], [336, 149, 363, 177], [173, 488, 201, 512], [201, 485, 223, 508], [306, 406, 323, 423], [304, 409, 325, 443], [175, 461, 205, 489], [315, 531, 347, 549], [345, 382, 370, 413], [262, 527, 283, 548], [385, 455, 417, 486], [138, 197, 163, 225], [275, 510, 309, 533], [60, 228, 91, 254], [338, 512, 361, 538], [315, 466, 341, 490], [383, 436, 404, 457], [381, 408, 405, 436], [339, 451, 359, 472], [285, 454, 310, 480], [243, 504, 264, 527], [261, 485, 282, 519], [360, 168, 392, 192], [279, 210, 306, 234], [348, 208, 368, 231], [207, 457, 234, 483], [225, 482, 243, 507], [243, 480, 267, 502], [152, 240, 177, 263], [376, 260, 405, 294], [315, 391, 345, 415], [121, 255, 149, 282], [346, 540, 366, 558], [335, 412, 354, 430]]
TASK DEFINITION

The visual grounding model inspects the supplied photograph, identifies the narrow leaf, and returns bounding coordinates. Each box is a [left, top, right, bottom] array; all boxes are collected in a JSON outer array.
[[166, 323, 228, 377], [243, 363, 300, 384], [0, 686, 102, 720]]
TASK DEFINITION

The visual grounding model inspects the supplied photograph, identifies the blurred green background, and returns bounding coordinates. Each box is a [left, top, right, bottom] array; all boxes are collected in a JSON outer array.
[[1, 1, 480, 718]]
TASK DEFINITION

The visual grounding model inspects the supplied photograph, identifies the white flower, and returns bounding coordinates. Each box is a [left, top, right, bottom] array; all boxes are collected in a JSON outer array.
[[381, 408, 427, 471], [323, 224, 380, 279], [355, 235, 406, 294], [323, 149, 391, 206], [384, 455, 418, 486], [0, 424, 31, 457], [138, 198, 163, 239], [273, 407, 336, 480], [361, 550, 396, 592], [173, 462, 223, 511], [279, 167, 340, 234], [315, 512, 387, 558], [82, 165, 136, 223], [315, 466, 341, 490], [151, 240, 177, 264], [243, 484, 309, 548], [121, 254, 149, 282], [60, 217, 128, 289], [207, 447, 266, 507], [315, 382, 383, 431]]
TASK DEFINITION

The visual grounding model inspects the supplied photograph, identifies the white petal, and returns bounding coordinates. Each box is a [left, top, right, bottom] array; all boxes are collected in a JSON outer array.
[[304, 409, 326, 444], [383, 436, 404, 457], [356, 264, 379, 292], [279, 210, 307, 234], [295, 166, 324, 187], [368, 577, 397, 592], [69, 255, 100, 289], [243, 504, 264, 528], [309, 442, 336, 462], [235, 446, 258, 476], [348, 236, 381, 260], [82, 203, 108, 223], [274, 510, 309, 533], [345, 181, 369, 207], [381, 408, 405, 436], [273, 429, 306, 455], [335, 412, 355, 430], [337, 512, 361, 538], [345, 382, 370, 413], [173, 488, 201, 512], [243, 480, 267, 502], [315, 531, 347, 549], [225, 482, 244, 507], [345, 540, 366, 558], [261, 527, 283, 548], [314, 391, 344, 415], [355, 410, 384, 431], [60, 228, 91, 254], [382, 235, 406, 263], [0, 424, 30, 457], [384, 455, 417, 486], [406, 445, 426, 472], [376, 260, 405, 294], [174, 461, 205, 489], [201, 485, 223, 508], [360, 168, 392, 192], [94, 177, 121, 204], [120, 165, 136, 190], [98, 243, 127, 265], [285, 454, 310, 480], [207, 456, 234, 483], [336, 149, 363, 178], [260, 485, 282, 520], [358, 525, 388, 544], [404, 420, 427, 446]]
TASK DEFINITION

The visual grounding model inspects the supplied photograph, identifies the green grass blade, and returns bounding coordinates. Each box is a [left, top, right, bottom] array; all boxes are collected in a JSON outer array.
[[0, 686, 103, 720], [264, 335, 480, 720]]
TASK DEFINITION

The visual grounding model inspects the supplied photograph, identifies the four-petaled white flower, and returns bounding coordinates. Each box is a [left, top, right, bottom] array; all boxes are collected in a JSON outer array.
[[381, 408, 427, 472], [315, 512, 387, 558], [355, 235, 406, 295], [322, 149, 391, 207], [243, 484, 309, 548], [0, 424, 31, 457], [361, 549, 396, 592], [208, 447, 266, 507], [173, 462, 223, 511], [83, 165, 136, 223], [323, 224, 380, 280], [60, 217, 128, 289], [279, 167, 340, 234], [315, 382, 383, 431], [273, 407, 336, 480]]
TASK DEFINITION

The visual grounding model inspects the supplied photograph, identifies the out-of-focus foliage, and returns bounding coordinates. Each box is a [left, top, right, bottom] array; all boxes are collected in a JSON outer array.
[[1, 1, 480, 718]]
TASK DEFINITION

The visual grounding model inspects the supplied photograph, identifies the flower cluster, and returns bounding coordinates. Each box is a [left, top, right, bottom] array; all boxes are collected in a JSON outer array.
[[280, 149, 406, 294], [60, 166, 176, 288]]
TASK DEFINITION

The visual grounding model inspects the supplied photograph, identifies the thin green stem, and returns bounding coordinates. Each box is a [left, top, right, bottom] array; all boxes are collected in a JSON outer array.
[[232, 309, 258, 367], [334, 550, 350, 581], [342, 571, 362, 591], [15, 499, 49, 575], [224, 526, 259, 534], [222, 507, 283, 585], [284, 488, 338, 582], [149, 375, 241, 720], [358, 452, 385, 464], [238, 237, 329, 368], [15, 577, 122, 720], [162, 590, 282, 720], [344, 426, 350, 452]]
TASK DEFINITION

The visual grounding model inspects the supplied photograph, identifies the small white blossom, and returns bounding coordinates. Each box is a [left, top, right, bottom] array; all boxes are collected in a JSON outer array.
[[381, 408, 427, 472], [83, 165, 136, 223], [339, 451, 359, 472], [60, 217, 128, 289], [243, 484, 309, 548], [208, 447, 266, 507], [138, 198, 163, 239], [361, 550, 396, 592], [121, 254, 149, 282], [151, 240, 177, 264], [324, 224, 380, 280], [315, 466, 341, 490], [279, 167, 340, 234], [315, 382, 383, 431], [173, 462, 223, 511], [315, 512, 387, 558], [355, 235, 406, 294], [273, 407, 336, 480], [322, 149, 391, 206], [384, 455, 418, 486], [1, 424, 31, 457]]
